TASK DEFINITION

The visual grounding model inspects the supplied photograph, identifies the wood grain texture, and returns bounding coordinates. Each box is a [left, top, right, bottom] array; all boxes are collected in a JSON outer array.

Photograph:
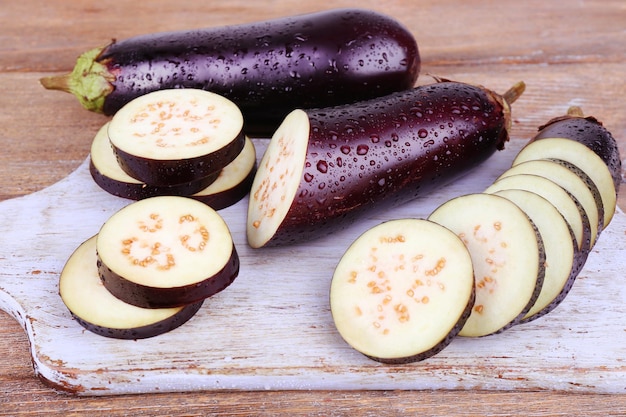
[[1, 0, 625, 414]]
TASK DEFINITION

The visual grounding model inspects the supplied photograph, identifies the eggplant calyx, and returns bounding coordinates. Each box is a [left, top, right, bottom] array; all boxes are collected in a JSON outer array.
[[502, 81, 525, 105], [39, 46, 114, 113], [491, 80, 525, 151], [537, 106, 604, 132]]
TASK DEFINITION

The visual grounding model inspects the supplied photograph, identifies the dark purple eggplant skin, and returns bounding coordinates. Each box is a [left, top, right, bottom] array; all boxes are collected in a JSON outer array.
[[71, 300, 204, 340], [113, 130, 246, 186], [533, 107, 622, 191], [97, 244, 240, 309], [268, 80, 522, 246], [42, 8, 420, 136], [89, 159, 221, 200], [191, 163, 257, 211]]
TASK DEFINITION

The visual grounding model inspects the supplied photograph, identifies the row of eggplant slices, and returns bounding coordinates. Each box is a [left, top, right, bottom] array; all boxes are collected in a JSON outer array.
[[60, 89, 253, 339], [330, 107, 620, 364]]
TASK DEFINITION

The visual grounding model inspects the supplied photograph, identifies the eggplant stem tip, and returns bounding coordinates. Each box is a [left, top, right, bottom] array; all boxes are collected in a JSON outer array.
[[502, 81, 525, 104]]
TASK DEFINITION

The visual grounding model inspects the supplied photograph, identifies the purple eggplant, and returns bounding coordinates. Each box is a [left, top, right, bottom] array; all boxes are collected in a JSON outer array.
[[40, 8, 420, 136], [246, 78, 525, 248]]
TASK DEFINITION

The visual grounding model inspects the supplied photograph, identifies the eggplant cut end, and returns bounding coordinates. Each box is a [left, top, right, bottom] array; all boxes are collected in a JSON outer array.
[[246, 109, 311, 248]]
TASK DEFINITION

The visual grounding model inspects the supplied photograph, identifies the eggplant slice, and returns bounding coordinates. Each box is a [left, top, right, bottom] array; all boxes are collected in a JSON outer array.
[[330, 218, 475, 363], [97, 196, 239, 308], [108, 89, 245, 186], [60, 236, 203, 339], [428, 193, 546, 337]]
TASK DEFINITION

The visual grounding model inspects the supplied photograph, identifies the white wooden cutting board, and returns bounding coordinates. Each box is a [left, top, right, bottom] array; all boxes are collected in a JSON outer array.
[[0, 138, 624, 396]]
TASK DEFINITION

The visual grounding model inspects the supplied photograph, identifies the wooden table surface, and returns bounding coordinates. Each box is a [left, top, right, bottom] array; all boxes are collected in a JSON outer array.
[[1, 0, 625, 415]]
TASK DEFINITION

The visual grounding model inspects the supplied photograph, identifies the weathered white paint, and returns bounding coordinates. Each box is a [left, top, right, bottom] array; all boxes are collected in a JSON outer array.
[[0, 138, 624, 395]]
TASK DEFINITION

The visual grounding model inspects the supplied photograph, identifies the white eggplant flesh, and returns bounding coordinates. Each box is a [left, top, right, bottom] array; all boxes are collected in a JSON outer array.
[[513, 137, 617, 227], [60, 236, 203, 339], [428, 193, 545, 337], [490, 189, 578, 323], [89, 122, 219, 199], [484, 173, 591, 253], [497, 159, 602, 248], [330, 218, 475, 363], [96, 196, 239, 308], [108, 89, 245, 186], [191, 136, 257, 210]]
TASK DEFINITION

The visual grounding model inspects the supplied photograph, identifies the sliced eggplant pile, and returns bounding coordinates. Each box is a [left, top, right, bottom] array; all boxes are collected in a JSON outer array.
[[330, 106, 620, 359], [59, 236, 204, 339], [247, 79, 526, 248], [107, 88, 245, 186], [91, 121, 257, 209], [96, 196, 240, 308], [471, 110, 621, 325], [90, 122, 221, 200], [60, 196, 239, 338], [428, 193, 546, 337], [330, 218, 475, 363]]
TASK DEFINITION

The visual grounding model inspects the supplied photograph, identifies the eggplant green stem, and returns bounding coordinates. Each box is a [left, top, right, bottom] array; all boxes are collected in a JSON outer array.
[[567, 106, 585, 117], [39, 46, 113, 113], [502, 81, 525, 105]]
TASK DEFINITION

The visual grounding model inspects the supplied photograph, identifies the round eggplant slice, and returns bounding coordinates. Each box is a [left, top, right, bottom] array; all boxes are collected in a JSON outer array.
[[108, 88, 245, 186], [330, 218, 475, 364], [490, 189, 578, 323], [512, 137, 617, 227], [428, 193, 545, 337], [60, 236, 203, 339], [547, 159, 605, 232], [484, 174, 590, 284], [497, 159, 602, 248], [485, 173, 591, 253], [90, 122, 220, 199], [96, 196, 239, 308], [191, 136, 257, 210]]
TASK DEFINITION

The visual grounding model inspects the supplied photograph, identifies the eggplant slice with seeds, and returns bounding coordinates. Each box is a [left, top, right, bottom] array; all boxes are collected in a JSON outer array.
[[330, 218, 475, 363], [108, 89, 245, 186], [90, 122, 220, 199], [60, 236, 204, 339], [428, 193, 545, 337], [97, 196, 239, 308]]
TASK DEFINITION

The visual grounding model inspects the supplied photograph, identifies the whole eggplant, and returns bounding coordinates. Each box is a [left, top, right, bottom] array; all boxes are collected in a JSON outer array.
[[40, 8, 420, 136], [247, 79, 525, 248]]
